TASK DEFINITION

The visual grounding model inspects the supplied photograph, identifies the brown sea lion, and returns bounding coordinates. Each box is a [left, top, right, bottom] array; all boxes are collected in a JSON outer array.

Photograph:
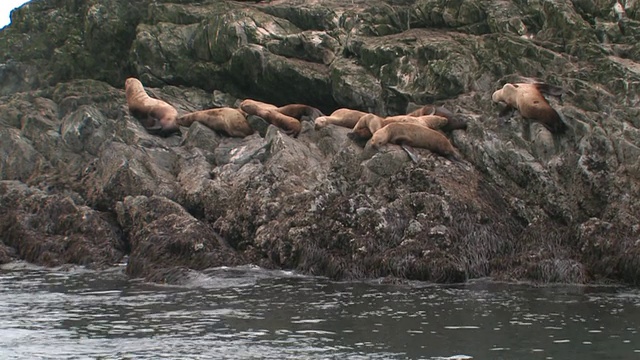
[[125, 77, 180, 137], [240, 99, 301, 136], [277, 104, 324, 122], [177, 107, 254, 138], [369, 122, 459, 160], [348, 114, 449, 140], [407, 104, 468, 132], [492, 82, 567, 133], [314, 108, 369, 130], [348, 114, 384, 140], [387, 115, 450, 130], [510, 76, 565, 97], [239, 100, 323, 121]]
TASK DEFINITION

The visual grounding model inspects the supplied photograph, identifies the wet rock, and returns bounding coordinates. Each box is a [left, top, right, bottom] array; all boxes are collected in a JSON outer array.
[[61, 105, 117, 155], [0, 0, 638, 287], [0, 180, 125, 268], [0, 128, 50, 182], [115, 195, 247, 283]]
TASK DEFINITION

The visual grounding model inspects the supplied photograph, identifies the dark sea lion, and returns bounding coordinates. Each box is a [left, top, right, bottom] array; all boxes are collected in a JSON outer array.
[[125, 77, 180, 136], [177, 107, 254, 138], [348, 114, 449, 140], [492, 82, 567, 133], [314, 108, 369, 130], [368, 122, 459, 160], [407, 104, 468, 132], [240, 99, 301, 136]]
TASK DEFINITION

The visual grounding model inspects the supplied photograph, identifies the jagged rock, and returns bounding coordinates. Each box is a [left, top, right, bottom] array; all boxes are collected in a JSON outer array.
[[115, 195, 247, 283], [0, 0, 639, 286], [0, 180, 125, 268], [84, 141, 180, 210], [0, 128, 50, 182]]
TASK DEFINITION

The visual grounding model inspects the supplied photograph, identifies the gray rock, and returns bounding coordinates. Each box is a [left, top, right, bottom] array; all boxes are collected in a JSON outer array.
[[0, 0, 639, 286]]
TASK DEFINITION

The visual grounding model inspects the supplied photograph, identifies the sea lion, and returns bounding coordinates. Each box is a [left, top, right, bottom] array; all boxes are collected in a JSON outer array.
[[510, 76, 565, 97], [239, 99, 326, 137], [387, 115, 450, 130], [407, 104, 468, 132], [347, 114, 384, 140], [241, 99, 278, 111], [348, 114, 449, 140], [368, 122, 459, 160], [277, 104, 324, 122], [177, 107, 254, 138], [240, 99, 301, 136], [314, 108, 369, 130], [125, 77, 180, 136], [492, 82, 567, 133]]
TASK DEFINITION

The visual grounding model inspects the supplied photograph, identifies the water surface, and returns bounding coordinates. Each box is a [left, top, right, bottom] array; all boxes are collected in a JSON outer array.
[[1, 262, 639, 359]]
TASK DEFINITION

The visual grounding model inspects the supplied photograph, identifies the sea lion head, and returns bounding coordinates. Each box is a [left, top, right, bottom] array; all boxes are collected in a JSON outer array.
[[442, 115, 468, 132], [491, 89, 503, 103], [369, 131, 387, 150], [314, 116, 329, 129], [492, 83, 517, 103], [125, 78, 146, 101], [125, 77, 142, 91]]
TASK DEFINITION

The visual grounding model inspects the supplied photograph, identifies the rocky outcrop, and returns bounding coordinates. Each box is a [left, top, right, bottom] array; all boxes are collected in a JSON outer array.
[[0, 0, 639, 285], [0, 180, 125, 268]]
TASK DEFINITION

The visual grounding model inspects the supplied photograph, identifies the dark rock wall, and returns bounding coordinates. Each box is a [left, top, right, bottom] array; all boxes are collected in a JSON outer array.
[[0, 0, 639, 285]]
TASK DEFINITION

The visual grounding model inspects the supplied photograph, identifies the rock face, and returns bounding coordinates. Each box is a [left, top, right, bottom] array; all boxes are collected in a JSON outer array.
[[0, 0, 639, 285]]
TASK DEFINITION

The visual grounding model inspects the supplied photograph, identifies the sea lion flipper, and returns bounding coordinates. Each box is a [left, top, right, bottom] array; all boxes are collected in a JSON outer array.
[[136, 114, 163, 132], [426, 106, 436, 116], [401, 144, 420, 163], [448, 155, 472, 171]]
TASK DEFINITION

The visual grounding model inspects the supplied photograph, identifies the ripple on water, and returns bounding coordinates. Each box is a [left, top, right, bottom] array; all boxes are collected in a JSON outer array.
[[2, 265, 640, 359]]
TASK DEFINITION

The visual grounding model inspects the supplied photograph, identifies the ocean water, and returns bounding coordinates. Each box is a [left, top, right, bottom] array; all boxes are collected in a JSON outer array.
[[1, 262, 639, 359]]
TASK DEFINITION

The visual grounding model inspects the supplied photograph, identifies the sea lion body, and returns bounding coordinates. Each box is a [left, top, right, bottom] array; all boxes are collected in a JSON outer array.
[[349, 114, 449, 140], [125, 77, 180, 136], [240, 99, 301, 136], [314, 108, 369, 129], [369, 122, 458, 158], [408, 105, 468, 132], [177, 108, 254, 138], [277, 104, 324, 122], [387, 115, 450, 130], [492, 83, 567, 133]]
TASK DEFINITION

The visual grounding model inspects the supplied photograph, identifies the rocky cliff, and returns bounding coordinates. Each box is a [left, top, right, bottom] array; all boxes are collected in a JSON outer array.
[[1, 0, 639, 285]]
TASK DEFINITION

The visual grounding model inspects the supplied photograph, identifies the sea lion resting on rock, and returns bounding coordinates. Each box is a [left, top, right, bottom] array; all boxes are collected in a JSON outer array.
[[314, 108, 369, 130], [277, 103, 324, 122], [369, 122, 460, 161], [348, 114, 449, 140], [177, 108, 254, 138], [240, 99, 324, 137], [492, 82, 567, 133], [125, 77, 180, 137], [407, 104, 468, 132], [240, 99, 301, 136]]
